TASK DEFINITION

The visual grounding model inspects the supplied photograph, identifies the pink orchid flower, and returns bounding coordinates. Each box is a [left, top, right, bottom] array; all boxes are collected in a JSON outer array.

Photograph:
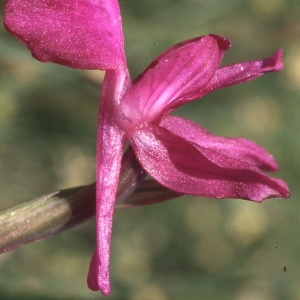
[[4, 0, 289, 295]]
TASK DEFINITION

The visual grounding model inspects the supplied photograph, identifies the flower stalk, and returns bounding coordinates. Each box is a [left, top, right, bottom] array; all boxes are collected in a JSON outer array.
[[0, 146, 178, 254]]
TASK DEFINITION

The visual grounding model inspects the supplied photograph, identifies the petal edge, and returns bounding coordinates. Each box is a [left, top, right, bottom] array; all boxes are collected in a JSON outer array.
[[161, 116, 279, 171], [130, 125, 289, 202], [4, 0, 126, 70]]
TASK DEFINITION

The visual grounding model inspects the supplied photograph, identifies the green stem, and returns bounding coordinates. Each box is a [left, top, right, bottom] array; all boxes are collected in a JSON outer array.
[[0, 147, 181, 254]]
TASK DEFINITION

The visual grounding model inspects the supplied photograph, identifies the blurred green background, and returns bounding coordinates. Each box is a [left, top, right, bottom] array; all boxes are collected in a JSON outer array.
[[0, 0, 300, 299]]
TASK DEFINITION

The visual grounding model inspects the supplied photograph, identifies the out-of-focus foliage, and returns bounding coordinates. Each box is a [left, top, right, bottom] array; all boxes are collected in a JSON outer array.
[[0, 0, 300, 299]]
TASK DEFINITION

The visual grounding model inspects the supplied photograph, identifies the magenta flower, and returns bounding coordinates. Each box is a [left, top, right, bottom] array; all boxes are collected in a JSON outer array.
[[4, 0, 289, 295]]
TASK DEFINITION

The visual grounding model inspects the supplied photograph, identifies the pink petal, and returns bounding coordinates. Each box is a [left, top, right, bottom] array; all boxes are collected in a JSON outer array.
[[4, 0, 126, 70], [90, 131, 123, 296], [87, 70, 130, 295], [121, 35, 230, 126], [87, 251, 99, 291], [181, 49, 283, 101], [161, 116, 278, 171], [130, 125, 289, 201]]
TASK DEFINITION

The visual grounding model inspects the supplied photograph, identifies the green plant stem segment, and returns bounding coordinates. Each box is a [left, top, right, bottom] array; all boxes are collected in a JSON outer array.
[[0, 147, 181, 254]]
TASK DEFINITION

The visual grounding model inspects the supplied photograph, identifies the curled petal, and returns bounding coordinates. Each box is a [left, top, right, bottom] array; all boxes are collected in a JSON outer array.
[[161, 116, 278, 171], [161, 50, 283, 111], [121, 35, 230, 126], [130, 125, 289, 202], [4, 0, 126, 70], [183, 49, 283, 100]]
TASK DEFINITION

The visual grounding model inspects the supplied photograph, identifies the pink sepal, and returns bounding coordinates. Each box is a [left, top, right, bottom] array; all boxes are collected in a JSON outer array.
[[197, 49, 284, 98], [130, 125, 289, 202], [4, 0, 126, 70], [161, 116, 278, 171], [121, 35, 230, 125]]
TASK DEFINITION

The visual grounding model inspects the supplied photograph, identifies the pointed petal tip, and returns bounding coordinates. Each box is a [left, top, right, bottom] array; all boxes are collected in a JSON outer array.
[[87, 281, 111, 296], [275, 181, 290, 199], [263, 49, 284, 72], [256, 179, 290, 202], [88, 281, 111, 297], [87, 273, 111, 296], [209, 34, 231, 51], [100, 282, 111, 296], [262, 157, 278, 172], [87, 251, 111, 295]]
